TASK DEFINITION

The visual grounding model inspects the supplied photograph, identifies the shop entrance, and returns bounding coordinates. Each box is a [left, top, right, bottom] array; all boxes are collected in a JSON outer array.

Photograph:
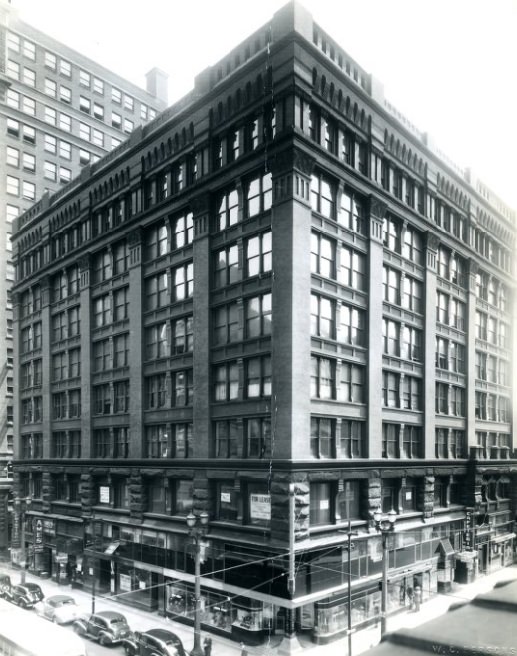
[[98, 559, 111, 593]]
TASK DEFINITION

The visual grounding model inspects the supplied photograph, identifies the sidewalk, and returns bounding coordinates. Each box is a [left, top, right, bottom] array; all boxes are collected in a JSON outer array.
[[3, 562, 517, 656]]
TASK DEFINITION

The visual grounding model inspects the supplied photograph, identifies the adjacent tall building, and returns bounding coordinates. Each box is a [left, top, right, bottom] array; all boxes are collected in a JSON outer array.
[[0, 0, 167, 551], [10, 1, 516, 647]]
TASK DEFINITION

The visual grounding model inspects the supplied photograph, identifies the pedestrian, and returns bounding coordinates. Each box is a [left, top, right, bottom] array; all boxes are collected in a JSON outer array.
[[414, 586, 422, 612], [203, 636, 212, 656], [240, 642, 248, 656]]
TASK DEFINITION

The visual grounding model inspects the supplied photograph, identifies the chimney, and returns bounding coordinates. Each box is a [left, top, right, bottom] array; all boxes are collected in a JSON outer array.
[[146, 67, 169, 105]]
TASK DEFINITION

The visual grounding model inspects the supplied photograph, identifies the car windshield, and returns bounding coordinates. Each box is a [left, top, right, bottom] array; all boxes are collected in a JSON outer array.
[[60, 599, 75, 606], [109, 618, 127, 625]]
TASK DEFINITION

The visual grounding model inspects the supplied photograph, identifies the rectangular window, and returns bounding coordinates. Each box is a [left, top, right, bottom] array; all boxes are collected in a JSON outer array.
[[246, 173, 272, 217], [44, 78, 57, 96], [172, 212, 194, 249], [402, 325, 422, 361], [311, 173, 335, 218], [245, 355, 271, 398], [310, 417, 334, 458], [214, 420, 239, 459], [172, 480, 193, 515], [214, 303, 239, 345], [311, 294, 335, 339], [94, 384, 112, 415], [214, 245, 239, 288], [403, 276, 422, 313], [94, 77, 104, 94], [338, 189, 365, 234], [171, 423, 193, 458], [173, 263, 194, 300], [59, 113, 71, 131], [382, 424, 398, 458], [310, 482, 332, 526], [339, 246, 366, 291], [383, 266, 401, 305], [340, 420, 365, 458], [60, 85, 71, 103], [145, 374, 167, 410], [245, 231, 272, 277], [215, 481, 243, 522], [145, 272, 168, 310], [93, 294, 111, 327], [114, 381, 129, 413], [172, 316, 194, 353], [382, 371, 400, 408], [217, 189, 239, 230], [311, 356, 335, 399], [113, 333, 129, 368], [214, 361, 239, 401], [93, 339, 111, 372], [339, 362, 365, 403], [246, 418, 271, 458], [172, 369, 193, 407], [145, 323, 169, 360], [402, 426, 421, 458]]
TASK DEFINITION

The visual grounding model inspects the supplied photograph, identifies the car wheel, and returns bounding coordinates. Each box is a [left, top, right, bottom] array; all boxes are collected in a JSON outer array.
[[124, 647, 135, 656], [73, 625, 83, 635], [99, 635, 110, 647], [19, 600, 26, 609], [52, 616, 59, 624]]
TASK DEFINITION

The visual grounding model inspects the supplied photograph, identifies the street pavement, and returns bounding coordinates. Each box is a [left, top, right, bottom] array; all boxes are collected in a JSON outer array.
[[2, 562, 516, 656]]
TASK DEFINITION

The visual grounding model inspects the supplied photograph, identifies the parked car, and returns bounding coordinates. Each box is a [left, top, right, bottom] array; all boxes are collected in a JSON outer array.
[[0, 572, 12, 597], [122, 629, 186, 656], [35, 594, 80, 624], [4, 582, 44, 609], [73, 611, 131, 646]]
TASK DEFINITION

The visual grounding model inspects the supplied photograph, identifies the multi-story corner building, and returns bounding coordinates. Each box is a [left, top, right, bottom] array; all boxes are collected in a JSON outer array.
[[10, 1, 517, 647], [0, 0, 167, 552]]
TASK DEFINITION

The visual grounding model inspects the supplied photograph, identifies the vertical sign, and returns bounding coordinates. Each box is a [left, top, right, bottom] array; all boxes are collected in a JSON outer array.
[[464, 507, 474, 551]]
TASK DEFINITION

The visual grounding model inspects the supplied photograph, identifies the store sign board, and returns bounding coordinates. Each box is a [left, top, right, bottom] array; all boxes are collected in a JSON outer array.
[[119, 574, 131, 592], [220, 492, 231, 503], [464, 507, 474, 551], [99, 486, 110, 504], [43, 519, 55, 535], [33, 519, 43, 545], [250, 494, 271, 520]]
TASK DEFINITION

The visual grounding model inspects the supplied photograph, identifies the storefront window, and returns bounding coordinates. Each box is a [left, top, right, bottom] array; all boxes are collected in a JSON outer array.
[[314, 588, 381, 637], [310, 482, 332, 526], [216, 482, 242, 521], [173, 480, 193, 515], [247, 483, 270, 528]]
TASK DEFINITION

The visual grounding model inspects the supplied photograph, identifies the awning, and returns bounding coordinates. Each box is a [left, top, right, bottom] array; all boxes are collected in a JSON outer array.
[[104, 541, 120, 555], [435, 538, 455, 558], [491, 533, 515, 544]]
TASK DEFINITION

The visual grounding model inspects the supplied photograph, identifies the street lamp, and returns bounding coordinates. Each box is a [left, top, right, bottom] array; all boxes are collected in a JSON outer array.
[[14, 497, 32, 585], [186, 511, 209, 656], [339, 520, 358, 656], [373, 508, 397, 637]]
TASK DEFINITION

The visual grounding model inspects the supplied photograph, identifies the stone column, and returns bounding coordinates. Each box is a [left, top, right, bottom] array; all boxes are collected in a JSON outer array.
[[79, 257, 92, 458], [128, 230, 143, 458], [466, 260, 478, 454], [40, 276, 52, 458], [423, 233, 439, 458], [191, 193, 211, 458], [269, 146, 314, 460], [367, 197, 386, 458]]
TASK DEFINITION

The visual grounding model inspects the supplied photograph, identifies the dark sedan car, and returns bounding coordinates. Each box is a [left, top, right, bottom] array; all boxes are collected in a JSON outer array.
[[5, 582, 44, 608], [73, 610, 131, 646], [122, 629, 186, 656]]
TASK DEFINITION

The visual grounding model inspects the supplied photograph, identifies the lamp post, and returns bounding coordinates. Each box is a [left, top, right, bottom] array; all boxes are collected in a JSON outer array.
[[14, 497, 32, 584], [339, 519, 357, 656], [373, 508, 397, 637], [186, 511, 209, 656]]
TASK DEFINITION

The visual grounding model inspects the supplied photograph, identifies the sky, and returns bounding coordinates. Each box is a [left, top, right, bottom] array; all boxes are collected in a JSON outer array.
[[12, 0, 517, 211]]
